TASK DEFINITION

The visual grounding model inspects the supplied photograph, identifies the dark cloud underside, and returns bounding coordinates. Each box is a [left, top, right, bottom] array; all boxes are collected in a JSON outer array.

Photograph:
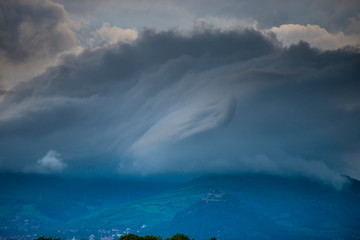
[[0, 27, 359, 186]]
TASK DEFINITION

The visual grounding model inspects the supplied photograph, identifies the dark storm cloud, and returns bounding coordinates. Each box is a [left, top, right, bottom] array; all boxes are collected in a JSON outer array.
[[0, 27, 359, 186], [0, 0, 76, 63]]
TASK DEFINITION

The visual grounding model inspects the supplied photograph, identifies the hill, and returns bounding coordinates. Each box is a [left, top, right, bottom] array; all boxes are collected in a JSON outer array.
[[65, 174, 360, 240], [162, 192, 293, 240], [0, 173, 177, 239]]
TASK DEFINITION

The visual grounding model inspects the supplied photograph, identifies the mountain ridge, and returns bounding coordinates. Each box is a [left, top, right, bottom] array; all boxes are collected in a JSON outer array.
[[64, 173, 360, 239]]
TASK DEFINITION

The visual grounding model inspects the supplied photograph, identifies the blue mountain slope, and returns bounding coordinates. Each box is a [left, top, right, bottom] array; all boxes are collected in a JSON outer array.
[[66, 174, 360, 240], [1, 173, 359, 239], [160, 192, 298, 240], [0, 173, 176, 239]]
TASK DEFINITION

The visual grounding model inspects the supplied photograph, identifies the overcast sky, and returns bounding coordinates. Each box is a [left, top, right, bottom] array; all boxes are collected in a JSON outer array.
[[0, 0, 359, 186]]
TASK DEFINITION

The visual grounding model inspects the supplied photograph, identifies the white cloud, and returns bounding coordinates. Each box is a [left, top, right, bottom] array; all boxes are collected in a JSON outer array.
[[266, 24, 360, 50], [92, 23, 138, 45], [131, 97, 236, 154], [31, 150, 67, 173]]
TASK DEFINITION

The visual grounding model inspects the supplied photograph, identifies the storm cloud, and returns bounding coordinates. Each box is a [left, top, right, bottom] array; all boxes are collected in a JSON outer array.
[[0, 24, 359, 187], [0, 0, 78, 87]]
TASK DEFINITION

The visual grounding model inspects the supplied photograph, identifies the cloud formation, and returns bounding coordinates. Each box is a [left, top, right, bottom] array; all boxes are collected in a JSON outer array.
[[28, 150, 67, 173], [90, 23, 138, 45], [0, 24, 359, 186], [131, 97, 236, 153], [267, 24, 360, 50], [0, 0, 78, 87], [55, 0, 360, 35]]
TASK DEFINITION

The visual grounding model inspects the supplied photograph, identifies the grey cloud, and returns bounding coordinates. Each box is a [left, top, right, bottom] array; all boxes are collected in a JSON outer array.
[[2, 28, 273, 101], [0, 0, 76, 63], [0, 27, 359, 186], [56, 0, 360, 34], [0, 0, 78, 89]]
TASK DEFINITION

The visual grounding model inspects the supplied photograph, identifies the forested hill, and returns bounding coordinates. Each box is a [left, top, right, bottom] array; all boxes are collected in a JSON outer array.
[[66, 174, 360, 240]]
